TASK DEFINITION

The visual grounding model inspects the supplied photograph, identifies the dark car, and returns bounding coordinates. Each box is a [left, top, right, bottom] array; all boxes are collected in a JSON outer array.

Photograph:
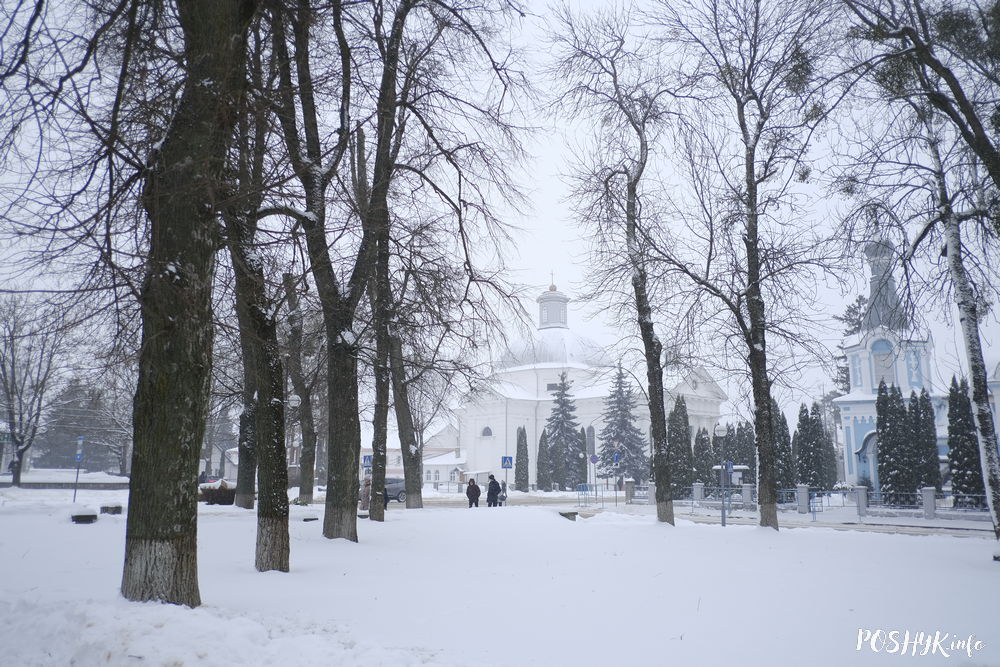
[[384, 477, 407, 503]]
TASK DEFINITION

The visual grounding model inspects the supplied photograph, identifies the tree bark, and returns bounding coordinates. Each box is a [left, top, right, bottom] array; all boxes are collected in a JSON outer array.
[[283, 273, 318, 505], [368, 258, 390, 523], [390, 335, 423, 508], [323, 342, 361, 541], [940, 198, 1000, 540], [122, 0, 258, 606], [743, 136, 779, 531], [627, 178, 673, 525]]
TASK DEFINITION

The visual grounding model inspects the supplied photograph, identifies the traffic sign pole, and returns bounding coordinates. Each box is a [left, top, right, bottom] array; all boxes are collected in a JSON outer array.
[[73, 436, 84, 503]]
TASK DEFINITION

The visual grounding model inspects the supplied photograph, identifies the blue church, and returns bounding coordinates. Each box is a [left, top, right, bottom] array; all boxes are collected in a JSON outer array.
[[834, 242, 945, 488]]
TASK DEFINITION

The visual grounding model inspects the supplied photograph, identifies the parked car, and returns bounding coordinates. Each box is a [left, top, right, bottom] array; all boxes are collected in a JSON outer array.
[[384, 477, 406, 503]]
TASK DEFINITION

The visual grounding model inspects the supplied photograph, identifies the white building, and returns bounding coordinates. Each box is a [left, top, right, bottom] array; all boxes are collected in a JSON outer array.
[[436, 284, 727, 487]]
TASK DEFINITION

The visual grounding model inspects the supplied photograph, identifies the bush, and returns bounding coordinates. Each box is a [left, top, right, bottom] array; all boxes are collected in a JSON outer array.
[[200, 482, 236, 505]]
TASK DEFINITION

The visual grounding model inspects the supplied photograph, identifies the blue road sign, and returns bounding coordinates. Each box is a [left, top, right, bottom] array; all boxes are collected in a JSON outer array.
[[613, 451, 620, 463], [362, 455, 373, 468], [590, 454, 599, 464], [75, 436, 84, 462], [726, 460, 734, 473], [501, 456, 513, 469]]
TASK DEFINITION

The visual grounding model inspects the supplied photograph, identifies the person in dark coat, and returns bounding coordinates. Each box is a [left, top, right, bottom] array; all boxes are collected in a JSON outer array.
[[486, 474, 502, 507], [466, 478, 481, 508]]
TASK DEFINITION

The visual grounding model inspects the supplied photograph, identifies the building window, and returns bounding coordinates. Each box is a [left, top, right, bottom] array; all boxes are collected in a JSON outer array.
[[425, 469, 432, 482], [546, 383, 559, 392], [481, 426, 493, 437], [871, 339, 895, 388], [542, 306, 548, 323], [395, 456, 402, 466], [450, 470, 458, 482], [434, 470, 440, 481], [586, 426, 596, 456], [850, 355, 862, 388]]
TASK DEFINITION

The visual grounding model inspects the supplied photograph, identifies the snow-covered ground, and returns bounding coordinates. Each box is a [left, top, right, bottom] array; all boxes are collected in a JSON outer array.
[[1, 487, 997, 666]]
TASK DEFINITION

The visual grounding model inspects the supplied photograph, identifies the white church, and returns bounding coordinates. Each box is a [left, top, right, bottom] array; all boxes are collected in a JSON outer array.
[[418, 284, 728, 489]]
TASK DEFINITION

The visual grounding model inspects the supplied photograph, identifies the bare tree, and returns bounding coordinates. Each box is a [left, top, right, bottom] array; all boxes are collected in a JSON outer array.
[[833, 78, 1000, 539], [0, 295, 66, 485], [121, 0, 261, 606], [842, 0, 1000, 232], [645, 0, 842, 529], [549, 5, 680, 523]]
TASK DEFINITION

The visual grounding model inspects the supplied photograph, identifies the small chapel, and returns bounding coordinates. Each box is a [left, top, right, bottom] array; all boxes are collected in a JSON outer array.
[[834, 241, 945, 488], [421, 284, 727, 488]]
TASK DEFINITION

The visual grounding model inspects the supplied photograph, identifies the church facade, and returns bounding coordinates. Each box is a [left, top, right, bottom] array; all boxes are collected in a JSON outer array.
[[834, 242, 945, 488], [434, 285, 727, 488]]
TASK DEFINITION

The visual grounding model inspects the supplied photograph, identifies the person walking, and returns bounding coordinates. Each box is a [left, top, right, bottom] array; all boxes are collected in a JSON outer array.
[[466, 478, 481, 508], [486, 474, 501, 507], [359, 477, 372, 513], [499, 479, 508, 507]]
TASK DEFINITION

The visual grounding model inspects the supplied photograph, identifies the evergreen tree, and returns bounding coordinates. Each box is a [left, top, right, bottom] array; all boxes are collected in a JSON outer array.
[[536, 430, 551, 491], [545, 372, 580, 490], [911, 389, 941, 491], [792, 404, 814, 485], [597, 366, 649, 483], [666, 396, 693, 498], [772, 400, 795, 490], [877, 383, 916, 505], [692, 427, 715, 485], [811, 402, 838, 489], [732, 420, 757, 484], [514, 426, 529, 492], [948, 377, 984, 507]]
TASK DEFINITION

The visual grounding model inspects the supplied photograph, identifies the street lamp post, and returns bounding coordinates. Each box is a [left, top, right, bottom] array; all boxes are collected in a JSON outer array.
[[714, 423, 727, 527]]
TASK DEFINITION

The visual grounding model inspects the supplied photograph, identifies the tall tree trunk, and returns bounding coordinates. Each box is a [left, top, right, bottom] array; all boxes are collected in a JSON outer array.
[[369, 253, 390, 522], [122, 0, 258, 607], [283, 273, 319, 505], [225, 217, 288, 570], [323, 342, 361, 541], [939, 195, 1000, 541], [235, 344, 257, 509], [626, 178, 673, 525], [390, 334, 423, 508], [742, 119, 779, 531]]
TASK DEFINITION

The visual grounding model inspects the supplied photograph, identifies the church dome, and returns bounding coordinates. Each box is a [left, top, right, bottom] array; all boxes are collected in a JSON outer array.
[[499, 285, 610, 369]]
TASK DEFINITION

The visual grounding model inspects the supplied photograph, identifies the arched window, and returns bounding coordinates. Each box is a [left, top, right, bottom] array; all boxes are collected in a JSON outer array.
[[871, 339, 895, 388], [425, 469, 432, 482], [450, 470, 458, 482], [434, 470, 440, 481], [481, 426, 493, 437]]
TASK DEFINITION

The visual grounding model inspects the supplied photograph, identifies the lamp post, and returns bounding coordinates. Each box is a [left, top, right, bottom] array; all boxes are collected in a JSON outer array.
[[713, 423, 727, 527]]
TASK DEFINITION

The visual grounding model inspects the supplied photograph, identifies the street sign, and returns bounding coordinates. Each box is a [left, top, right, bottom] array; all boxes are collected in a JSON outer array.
[[501, 456, 513, 469], [362, 455, 373, 468], [75, 436, 84, 462], [725, 460, 734, 474], [613, 451, 620, 463], [590, 454, 598, 464]]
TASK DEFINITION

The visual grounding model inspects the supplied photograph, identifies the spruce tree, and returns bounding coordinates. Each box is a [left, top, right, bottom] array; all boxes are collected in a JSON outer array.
[[692, 428, 715, 485], [792, 404, 814, 486], [515, 426, 529, 492], [733, 420, 757, 484], [772, 399, 795, 490], [545, 372, 580, 490], [666, 396, 693, 498], [916, 388, 941, 491], [878, 383, 915, 505], [810, 402, 838, 489], [597, 366, 650, 484], [536, 430, 551, 491], [948, 377, 984, 507]]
